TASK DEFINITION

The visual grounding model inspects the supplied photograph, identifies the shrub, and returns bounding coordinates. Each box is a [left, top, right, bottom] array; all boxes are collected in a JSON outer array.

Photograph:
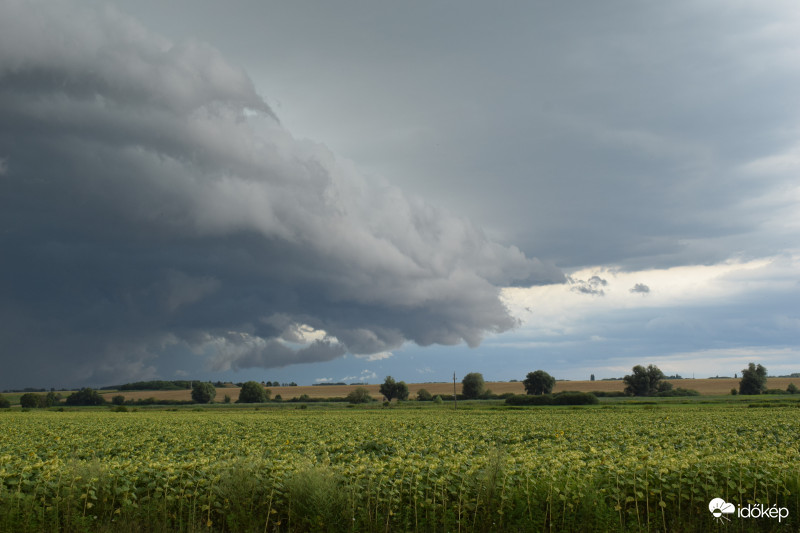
[[345, 387, 374, 404], [111, 395, 125, 405], [433, 395, 443, 404], [416, 388, 433, 401], [65, 388, 105, 406], [788, 383, 798, 394], [552, 392, 599, 405], [0, 394, 9, 408], [655, 387, 699, 397], [731, 388, 738, 395]]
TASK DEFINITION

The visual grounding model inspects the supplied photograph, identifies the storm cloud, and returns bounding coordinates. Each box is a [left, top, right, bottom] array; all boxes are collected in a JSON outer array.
[[0, 2, 562, 388]]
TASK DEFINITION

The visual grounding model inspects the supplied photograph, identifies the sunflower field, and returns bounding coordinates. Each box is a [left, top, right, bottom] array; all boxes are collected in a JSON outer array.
[[0, 405, 798, 532]]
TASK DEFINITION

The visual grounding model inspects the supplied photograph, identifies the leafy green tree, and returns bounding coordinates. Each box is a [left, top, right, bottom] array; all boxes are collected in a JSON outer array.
[[787, 383, 798, 395], [461, 373, 485, 399], [623, 365, 673, 396], [739, 363, 767, 395], [379, 376, 409, 401], [65, 388, 106, 406], [523, 370, 555, 395], [394, 381, 409, 401], [0, 394, 9, 408], [111, 395, 125, 405], [237, 381, 269, 403], [20, 393, 40, 408], [191, 382, 216, 403], [346, 387, 374, 404], [416, 388, 433, 401]]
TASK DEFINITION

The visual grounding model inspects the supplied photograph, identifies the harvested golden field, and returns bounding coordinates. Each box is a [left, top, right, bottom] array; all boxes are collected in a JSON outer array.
[[100, 377, 799, 402]]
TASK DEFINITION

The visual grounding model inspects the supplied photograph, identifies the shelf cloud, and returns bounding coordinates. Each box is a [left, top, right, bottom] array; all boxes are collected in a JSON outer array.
[[0, 1, 562, 387]]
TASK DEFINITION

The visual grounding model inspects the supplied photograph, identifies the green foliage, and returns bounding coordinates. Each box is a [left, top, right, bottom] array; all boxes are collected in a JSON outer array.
[[623, 365, 673, 396], [505, 392, 598, 405], [731, 388, 738, 395], [0, 394, 9, 408], [739, 362, 767, 395], [654, 387, 699, 397], [345, 387, 374, 404], [379, 376, 408, 401], [190, 382, 216, 403], [788, 383, 798, 394], [111, 395, 125, 405], [523, 370, 555, 395], [237, 381, 268, 403], [461, 372, 485, 399], [19, 393, 41, 408], [65, 388, 106, 406], [433, 395, 443, 404], [416, 388, 433, 401]]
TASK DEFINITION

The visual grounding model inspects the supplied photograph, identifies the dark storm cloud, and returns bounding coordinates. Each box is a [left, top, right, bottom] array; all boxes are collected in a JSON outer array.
[[630, 283, 651, 294], [0, 1, 562, 388]]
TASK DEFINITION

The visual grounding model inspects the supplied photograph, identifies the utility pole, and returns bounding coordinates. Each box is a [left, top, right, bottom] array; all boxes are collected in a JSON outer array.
[[453, 372, 457, 410]]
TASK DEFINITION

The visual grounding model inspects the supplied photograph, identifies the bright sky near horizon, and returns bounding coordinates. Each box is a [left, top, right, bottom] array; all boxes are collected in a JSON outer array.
[[1, 0, 798, 389]]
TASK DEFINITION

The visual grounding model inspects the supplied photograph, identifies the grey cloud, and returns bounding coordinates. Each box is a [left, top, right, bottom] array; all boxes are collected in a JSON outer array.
[[568, 275, 607, 296], [630, 283, 651, 294], [0, 2, 561, 388]]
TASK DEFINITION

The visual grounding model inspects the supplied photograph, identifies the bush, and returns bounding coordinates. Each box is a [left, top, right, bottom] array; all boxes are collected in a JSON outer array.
[[506, 392, 598, 406], [191, 382, 216, 403], [0, 394, 9, 408], [788, 383, 798, 394], [461, 373, 485, 399], [552, 392, 598, 405], [345, 387, 374, 404], [654, 387, 699, 397], [416, 388, 433, 401], [731, 388, 738, 395], [764, 388, 786, 395], [111, 395, 126, 405], [590, 391, 626, 398], [433, 395, 443, 404], [65, 388, 105, 406], [523, 370, 555, 395], [237, 381, 269, 403]]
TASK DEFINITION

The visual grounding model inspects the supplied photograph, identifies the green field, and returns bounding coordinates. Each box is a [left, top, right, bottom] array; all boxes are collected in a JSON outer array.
[[1, 403, 798, 532]]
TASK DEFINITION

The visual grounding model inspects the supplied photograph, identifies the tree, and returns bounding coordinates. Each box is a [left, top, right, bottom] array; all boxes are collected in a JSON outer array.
[[346, 387, 374, 404], [20, 393, 40, 408], [237, 381, 269, 403], [590, 374, 595, 381], [0, 394, 9, 409], [461, 373, 485, 399], [379, 376, 408, 401], [65, 388, 106, 406], [739, 363, 767, 395], [416, 388, 433, 401], [111, 395, 126, 405], [191, 382, 216, 403], [523, 370, 555, 395], [623, 365, 673, 396]]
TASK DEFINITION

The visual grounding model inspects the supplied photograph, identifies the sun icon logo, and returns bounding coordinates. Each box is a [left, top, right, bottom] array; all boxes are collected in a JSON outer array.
[[709, 498, 735, 523]]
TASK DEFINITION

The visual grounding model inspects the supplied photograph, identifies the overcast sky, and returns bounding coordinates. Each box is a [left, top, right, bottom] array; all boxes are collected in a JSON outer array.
[[1, 0, 798, 389]]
